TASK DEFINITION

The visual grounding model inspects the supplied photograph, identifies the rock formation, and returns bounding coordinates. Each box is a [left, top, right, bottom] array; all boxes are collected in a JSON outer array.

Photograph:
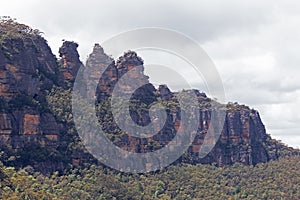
[[0, 19, 63, 172], [0, 21, 59, 144], [0, 20, 298, 172], [59, 41, 82, 85], [86, 44, 289, 166]]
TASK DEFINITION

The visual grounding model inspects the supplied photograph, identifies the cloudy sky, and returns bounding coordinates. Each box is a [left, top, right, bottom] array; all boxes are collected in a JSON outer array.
[[1, 0, 300, 148]]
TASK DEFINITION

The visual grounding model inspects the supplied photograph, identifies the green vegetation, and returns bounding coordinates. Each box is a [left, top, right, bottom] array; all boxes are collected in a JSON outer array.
[[226, 102, 250, 112], [0, 156, 299, 199], [0, 16, 47, 62], [0, 16, 43, 43]]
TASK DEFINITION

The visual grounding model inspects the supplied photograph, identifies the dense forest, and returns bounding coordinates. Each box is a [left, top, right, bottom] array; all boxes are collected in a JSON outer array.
[[1, 156, 300, 199]]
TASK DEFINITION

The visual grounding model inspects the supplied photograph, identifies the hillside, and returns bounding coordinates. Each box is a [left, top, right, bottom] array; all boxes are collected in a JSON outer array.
[[0, 19, 299, 172], [1, 17, 300, 199]]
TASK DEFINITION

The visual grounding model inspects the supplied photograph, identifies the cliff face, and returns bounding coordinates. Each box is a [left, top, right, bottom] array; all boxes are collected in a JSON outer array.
[[0, 20, 65, 172], [0, 24, 59, 144], [59, 41, 82, 85], [86, 45, 273, 166], [191, 107, 268, 165], [0, 20, 296, 172]]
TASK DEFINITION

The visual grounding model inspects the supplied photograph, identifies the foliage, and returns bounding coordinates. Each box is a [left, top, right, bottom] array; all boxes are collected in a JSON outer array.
[[0, 156, 300, 199], [226, 102, 250, 111], [0, 16, 43, 43]]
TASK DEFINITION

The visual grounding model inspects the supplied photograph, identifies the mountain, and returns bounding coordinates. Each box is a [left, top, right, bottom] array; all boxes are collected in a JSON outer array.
[[0, 19, 299, 174]]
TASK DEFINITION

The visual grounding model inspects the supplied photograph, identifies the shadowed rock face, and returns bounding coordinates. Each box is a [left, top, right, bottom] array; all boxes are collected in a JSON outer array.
[[0, 33, 59, 141], [0, 21, 296, 173], [0, 38, 57, 99], [59, 41, 82, 83], [191, 108, 268, 166], [86, 45, 271, 166], [0, 21, 63, 173]]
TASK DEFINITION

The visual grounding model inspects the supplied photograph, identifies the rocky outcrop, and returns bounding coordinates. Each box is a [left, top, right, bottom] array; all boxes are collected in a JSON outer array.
[[0, 20, 297, 173], [0, 27, 59, 134], [0, 20, 62, 171], [188, 106, 269, 166], [86, 44, 273, 166], [158, 85, 173, 100], [0, 38, 57, 99], [85, 43, 115, 99], [59, 41, 82, 85]]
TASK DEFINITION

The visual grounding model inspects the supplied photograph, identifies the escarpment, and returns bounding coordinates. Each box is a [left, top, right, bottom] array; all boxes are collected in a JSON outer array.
[[0, 19, 298, 173]]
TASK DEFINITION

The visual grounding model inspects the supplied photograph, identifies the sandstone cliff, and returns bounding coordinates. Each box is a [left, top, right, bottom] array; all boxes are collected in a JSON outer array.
[[86, 45, 278, 166], [0, 19, 298, 173]]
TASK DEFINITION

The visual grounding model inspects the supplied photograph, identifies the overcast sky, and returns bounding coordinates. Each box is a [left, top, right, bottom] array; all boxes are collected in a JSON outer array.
[[1, 0, 300, 148]]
